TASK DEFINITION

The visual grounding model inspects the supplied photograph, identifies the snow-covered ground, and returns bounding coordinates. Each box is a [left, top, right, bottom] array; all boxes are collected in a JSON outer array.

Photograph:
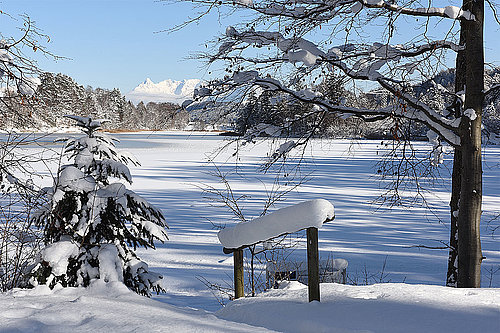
[[218, 282, 500, 333], [2, 281, 499, 332], [0, 282, 272, 332], [1, 131, 499, 332]]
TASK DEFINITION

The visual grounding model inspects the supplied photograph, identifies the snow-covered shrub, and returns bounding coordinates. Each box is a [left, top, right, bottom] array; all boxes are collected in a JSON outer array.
[[0, 134, 46, 291], [0, 190, 43, 291], [30, 116, 168, 296]]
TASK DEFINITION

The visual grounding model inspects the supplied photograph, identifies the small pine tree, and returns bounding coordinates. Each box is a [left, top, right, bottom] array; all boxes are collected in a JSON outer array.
[[31, 115, 168, 296]]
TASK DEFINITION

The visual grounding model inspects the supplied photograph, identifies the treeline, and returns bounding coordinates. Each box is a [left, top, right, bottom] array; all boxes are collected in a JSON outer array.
[[1, 69, 498, 140], [231, 68, 500, 141], [0, 72, 189, 131]]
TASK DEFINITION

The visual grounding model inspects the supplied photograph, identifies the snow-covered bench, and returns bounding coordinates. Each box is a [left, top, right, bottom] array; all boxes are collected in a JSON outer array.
[[217, 199, 335, 302]]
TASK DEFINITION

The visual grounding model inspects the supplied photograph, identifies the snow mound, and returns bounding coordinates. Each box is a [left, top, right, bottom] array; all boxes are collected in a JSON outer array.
[[126, 78, 201, 105], [1, 283, 269, 332], [277, 280, 307, 290], [218, 199, 335, 249], [217, 283, 500, 333]]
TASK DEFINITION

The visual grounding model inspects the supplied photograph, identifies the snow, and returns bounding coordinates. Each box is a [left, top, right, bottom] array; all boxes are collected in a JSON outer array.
[[443, 6, 474, 20], [464, 108, 478, 121], [410, 6, 474, 20], [233, 70, 259, 84], [443, 6, 462, 19], [217, 283, 500, 333], [2, 283, 499, 332], [126, 78, 201, 105], [235, 0, 253, 6], [1, 283, 271, 332], [349, 2, 363, 14], [426, 130, 445, 166], [218, 199, 335, 249], [0, 49, 13, 63], [365, 0, 384, 6], [269, 140, 296, 162], [98, 244, 124, 283], [245, 123, 282, 137], [287, 49, 320, 66], [137, 218, 169, 242], [194, 86, 212, 98], [357, 1, 475, 20], [277, 280, 306, 290], [351, 58, 385, 80], [226, 27, 325, 67], [57, 165, 97, 193], [0, 73, 40, 96], [37, 240, 80, 277], [1, 132, 500, 331], [298, 88, 321, 99], [17, 77, 41, 96]]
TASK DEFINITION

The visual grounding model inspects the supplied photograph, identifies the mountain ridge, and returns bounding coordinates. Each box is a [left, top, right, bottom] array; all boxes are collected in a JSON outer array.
[[126, 78, 201, 105]]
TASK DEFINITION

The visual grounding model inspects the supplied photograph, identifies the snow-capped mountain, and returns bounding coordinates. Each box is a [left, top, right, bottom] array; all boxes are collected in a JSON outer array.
[[126, 78, 201, 105]]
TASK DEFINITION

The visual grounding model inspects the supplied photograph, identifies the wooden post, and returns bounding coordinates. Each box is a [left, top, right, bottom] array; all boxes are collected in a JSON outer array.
[[307, 227, 320, 302], [234, 248, 244, 299]]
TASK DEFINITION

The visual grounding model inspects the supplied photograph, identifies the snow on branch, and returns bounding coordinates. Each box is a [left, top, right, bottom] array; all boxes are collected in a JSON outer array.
[[221, 26, 325, 66], [227, 0, 474, 21], [358, 1, 474, 20], [218, 199, 334, 249], [208, 24, 464, 145], [61, 116, 140, 183], [65, 115, 110, 131], [375, 78, 461, 145], [222, 69, 461, 145], [1, 14, 61, 100], [220, 26, 462, 76], [321, 40, 463, 82], [484, 83, 500, 97], [188, 18, 467, 147]]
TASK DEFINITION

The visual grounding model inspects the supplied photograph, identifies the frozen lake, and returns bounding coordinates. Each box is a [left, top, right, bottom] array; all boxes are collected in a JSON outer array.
[[3, 131, 500, 311]]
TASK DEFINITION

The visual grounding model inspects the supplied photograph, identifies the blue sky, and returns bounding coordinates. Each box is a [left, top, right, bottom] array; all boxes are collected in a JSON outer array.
[[1, 0, 227, 93], [1, 1, 499, 94]]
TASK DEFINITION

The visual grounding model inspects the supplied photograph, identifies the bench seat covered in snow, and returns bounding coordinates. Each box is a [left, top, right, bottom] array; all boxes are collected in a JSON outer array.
[[218, 199, 335, 250]]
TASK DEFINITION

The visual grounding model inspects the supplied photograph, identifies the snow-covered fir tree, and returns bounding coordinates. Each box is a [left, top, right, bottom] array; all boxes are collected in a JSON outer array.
[[31, 115, 168, 296]]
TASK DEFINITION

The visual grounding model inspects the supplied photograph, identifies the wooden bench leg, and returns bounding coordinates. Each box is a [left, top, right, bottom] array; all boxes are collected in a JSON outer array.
[[234, 248, 244, 299], [307, 227, 320, 302]]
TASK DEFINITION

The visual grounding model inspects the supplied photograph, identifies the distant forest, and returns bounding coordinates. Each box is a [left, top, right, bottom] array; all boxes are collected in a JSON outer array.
[[1, 70, 498, 141], [0, 72, 189, 131]]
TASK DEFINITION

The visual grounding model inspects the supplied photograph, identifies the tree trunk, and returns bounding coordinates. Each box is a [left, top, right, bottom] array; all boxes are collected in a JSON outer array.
[[447, 149, 461, 286], [457, 0, 484, 288], [447, 24, 466, 287]]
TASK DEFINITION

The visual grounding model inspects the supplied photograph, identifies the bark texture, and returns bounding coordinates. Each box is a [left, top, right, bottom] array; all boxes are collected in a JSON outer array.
[[457, 0, 484, 288], [447, 25, 466, 287]]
